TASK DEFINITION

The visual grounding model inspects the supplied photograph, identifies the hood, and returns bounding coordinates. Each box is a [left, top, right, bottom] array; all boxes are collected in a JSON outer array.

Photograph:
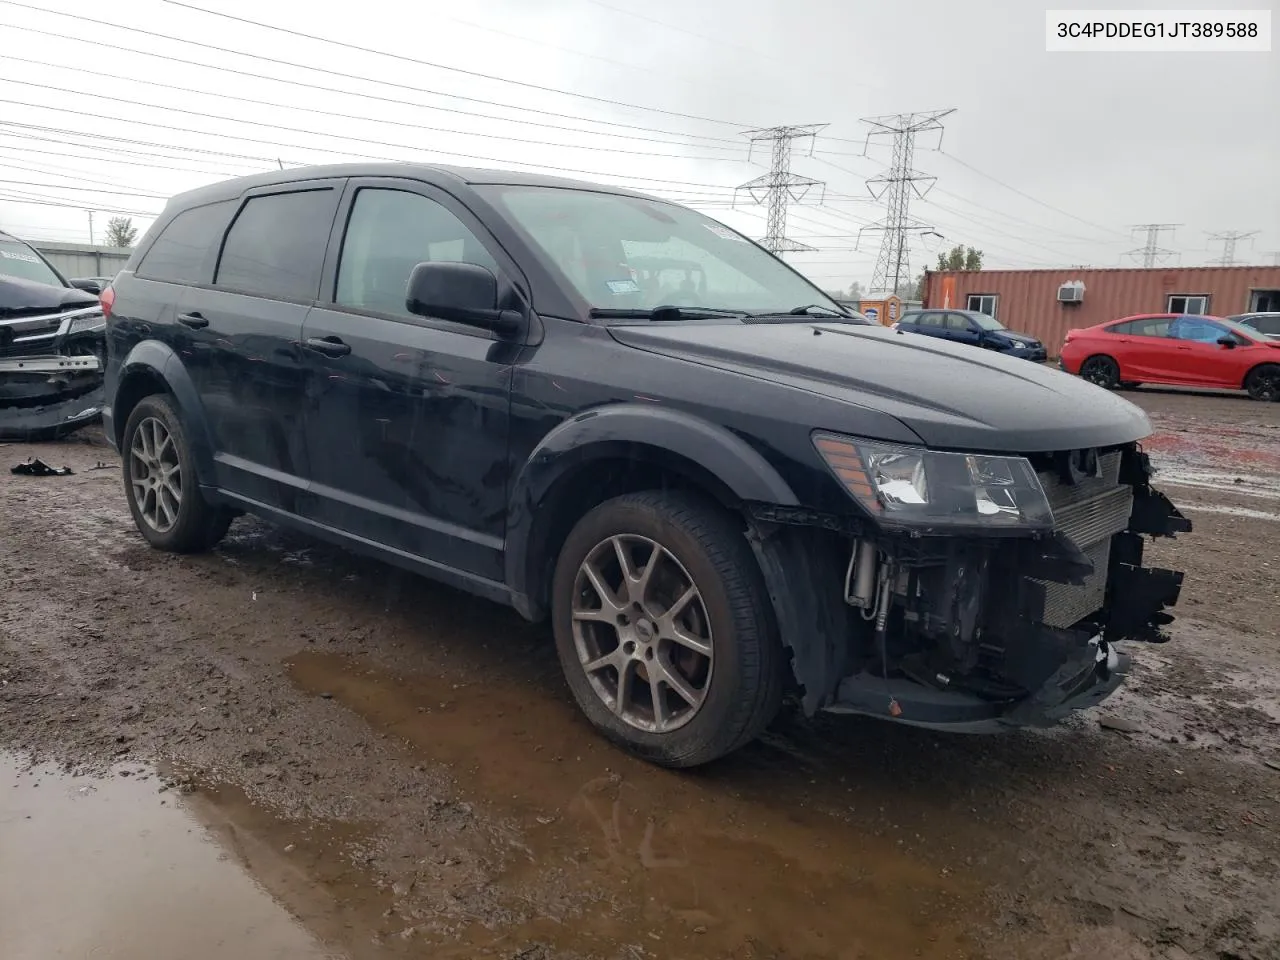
[[609, 321, 1152, 453], [0, 274, 97, 320], [1000, 330, 1041, 345]]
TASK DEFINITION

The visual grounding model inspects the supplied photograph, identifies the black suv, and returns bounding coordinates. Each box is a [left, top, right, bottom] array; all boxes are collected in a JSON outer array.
[[102, 164, 1189, 767], [897, 308, 1047, 361]]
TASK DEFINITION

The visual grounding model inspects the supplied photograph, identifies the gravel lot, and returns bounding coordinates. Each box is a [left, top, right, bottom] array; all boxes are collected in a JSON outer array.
[[2, 387, 1278, 960]]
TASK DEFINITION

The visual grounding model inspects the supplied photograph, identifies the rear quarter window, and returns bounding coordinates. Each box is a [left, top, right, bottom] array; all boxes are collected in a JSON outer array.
[[215, 189, 339, 301], [135, 200, 236, 285]]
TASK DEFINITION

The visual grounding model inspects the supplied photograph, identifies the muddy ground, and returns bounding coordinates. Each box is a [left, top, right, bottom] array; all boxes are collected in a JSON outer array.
[[2, 387, 1278, 960]]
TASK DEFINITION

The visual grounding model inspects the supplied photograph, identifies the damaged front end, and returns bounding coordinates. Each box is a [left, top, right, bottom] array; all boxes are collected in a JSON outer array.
[[749, 439, 1190, 732], [1, 282, 107, 442]]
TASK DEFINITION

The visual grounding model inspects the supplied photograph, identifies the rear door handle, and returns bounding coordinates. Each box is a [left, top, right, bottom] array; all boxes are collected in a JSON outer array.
[[304, 336, 352, 358], [177, 311, 208, 329]]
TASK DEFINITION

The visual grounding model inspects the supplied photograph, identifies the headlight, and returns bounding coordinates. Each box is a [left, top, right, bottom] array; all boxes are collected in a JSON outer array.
[[1009, 341, 1025, 350], [813, 433, 1054, 531], [65, 309, 105, 336]]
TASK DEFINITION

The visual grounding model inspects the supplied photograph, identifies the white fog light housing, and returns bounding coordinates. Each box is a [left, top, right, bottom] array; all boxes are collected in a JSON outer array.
[[813, 432, 1055, 532]]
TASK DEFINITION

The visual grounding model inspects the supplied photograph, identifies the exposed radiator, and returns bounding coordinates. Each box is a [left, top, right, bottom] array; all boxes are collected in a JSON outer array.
[[1028, 451, 1132, 629]]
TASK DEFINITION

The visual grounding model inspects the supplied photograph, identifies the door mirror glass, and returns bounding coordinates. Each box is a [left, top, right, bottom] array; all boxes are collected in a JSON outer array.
[[405, 261, 523, 338], [1216, 335, 1238, 348]]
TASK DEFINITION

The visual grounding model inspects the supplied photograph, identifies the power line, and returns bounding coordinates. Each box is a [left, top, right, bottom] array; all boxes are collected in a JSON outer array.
[[857, 110, 954, 294], [162, 0, 755, 129], [0, 134, 257, 178], [0, 177, 166, 198], [920, 197, 1099, 263], [933, 149, 1130, 240], [735, 125, 828, 256], [0, 4, 744, 147], [0, 88, 745, 193], [0, 191, 158, 217], [1126, 224, 1181, 267], [0, 54, 743, 163], [1206, 230, 1258, 266]]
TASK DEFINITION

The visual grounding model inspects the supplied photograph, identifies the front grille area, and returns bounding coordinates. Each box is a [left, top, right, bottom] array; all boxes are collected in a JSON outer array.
[[1028, 451, 1131, 629]]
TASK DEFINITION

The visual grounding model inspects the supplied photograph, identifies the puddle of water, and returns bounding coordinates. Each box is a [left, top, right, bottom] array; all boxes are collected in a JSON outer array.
[[287, 651, 983, 960], [0, 752, 341, 960]]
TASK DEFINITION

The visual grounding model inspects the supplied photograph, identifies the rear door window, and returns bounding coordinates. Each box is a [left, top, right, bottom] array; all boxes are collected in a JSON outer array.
[[135, 200, 236, 284], [1127, 317, 1173, 338], [215, 189, 339, 301], [1251, 315, 1280, 336]]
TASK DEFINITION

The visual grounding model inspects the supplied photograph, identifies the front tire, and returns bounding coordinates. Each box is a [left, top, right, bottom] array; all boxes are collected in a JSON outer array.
[[1245, 364, 1280, 402], [550, 491, 783, 768], [1079, 354, 1121, 389], [122, 394, 233, 552]]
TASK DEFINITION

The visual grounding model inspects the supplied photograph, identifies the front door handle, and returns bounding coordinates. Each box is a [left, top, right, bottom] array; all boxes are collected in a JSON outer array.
[[304, 336, 352, 358], [177, 311, 208, 329]]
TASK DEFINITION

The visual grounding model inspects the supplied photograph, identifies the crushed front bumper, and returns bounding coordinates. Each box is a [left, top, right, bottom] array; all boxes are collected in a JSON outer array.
[[0, 352, 105, 441], [824, 634, 1130, 733]]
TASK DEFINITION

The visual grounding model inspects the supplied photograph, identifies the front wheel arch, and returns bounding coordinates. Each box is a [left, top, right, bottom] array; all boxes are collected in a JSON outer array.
[[512, 443, 753, 622], [1244, 362, 1280, 401]]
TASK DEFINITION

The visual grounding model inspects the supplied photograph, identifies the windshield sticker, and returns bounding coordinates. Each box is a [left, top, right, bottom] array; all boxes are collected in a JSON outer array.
[[1, 249, 40, 264], [606, 279, 641, 295], [703, 224, 747, 242]]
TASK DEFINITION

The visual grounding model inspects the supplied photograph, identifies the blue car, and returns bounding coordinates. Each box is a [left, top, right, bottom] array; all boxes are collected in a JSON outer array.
[[896, 308, 1047, 362]]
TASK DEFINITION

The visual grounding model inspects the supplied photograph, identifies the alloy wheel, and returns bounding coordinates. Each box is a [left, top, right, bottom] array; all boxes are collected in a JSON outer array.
[[1248, 368, 1280, 402], [129, 416, 182, 533], [1081, 357, 1118, 388], [570, 534, 713, 734]]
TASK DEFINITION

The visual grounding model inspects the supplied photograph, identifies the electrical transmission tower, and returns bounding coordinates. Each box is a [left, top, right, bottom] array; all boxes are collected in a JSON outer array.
[[855, 109, 955, 295], [1125, 224, 1180, 267], [735, 124, 828, 256], [1206, 230, 1258, 266]]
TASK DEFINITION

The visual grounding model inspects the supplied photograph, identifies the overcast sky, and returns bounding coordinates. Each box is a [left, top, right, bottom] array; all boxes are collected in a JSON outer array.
[[0, 0, 1275, 292]]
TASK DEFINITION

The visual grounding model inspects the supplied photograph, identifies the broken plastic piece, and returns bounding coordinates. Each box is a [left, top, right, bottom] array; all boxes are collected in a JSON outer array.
[[11, 457, 73, 477]]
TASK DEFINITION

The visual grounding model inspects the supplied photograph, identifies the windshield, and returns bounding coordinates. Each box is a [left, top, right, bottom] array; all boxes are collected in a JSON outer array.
[[478, 185, 841, 317], [1214, 316, 1270, 340], [0, 239, 65, 288], [969, 312, 1004, 331]]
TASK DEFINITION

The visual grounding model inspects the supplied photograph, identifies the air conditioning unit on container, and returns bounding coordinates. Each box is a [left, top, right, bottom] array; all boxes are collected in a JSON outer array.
[[1058, 281, 1085, 303]]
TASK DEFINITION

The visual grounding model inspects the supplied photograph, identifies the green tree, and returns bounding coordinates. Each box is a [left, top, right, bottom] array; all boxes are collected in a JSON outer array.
[[104, 216, 138, 248], [846, 280, 865, 301], [936, 245, 984, 271]]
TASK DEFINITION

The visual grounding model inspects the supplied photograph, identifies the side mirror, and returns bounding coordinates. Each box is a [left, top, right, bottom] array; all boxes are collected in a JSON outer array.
[[405, 261, 524, 339], [1216, 335, 1237, 349], [70, 278, 102, 295]]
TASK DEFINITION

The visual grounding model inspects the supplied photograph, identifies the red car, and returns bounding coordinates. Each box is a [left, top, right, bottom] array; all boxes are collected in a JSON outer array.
[[1060, 313, 1280, 401]]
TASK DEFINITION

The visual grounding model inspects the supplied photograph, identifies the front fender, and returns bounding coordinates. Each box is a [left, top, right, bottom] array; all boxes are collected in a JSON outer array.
[[505, 403, 799, 619], [109, 340, 216, 485]]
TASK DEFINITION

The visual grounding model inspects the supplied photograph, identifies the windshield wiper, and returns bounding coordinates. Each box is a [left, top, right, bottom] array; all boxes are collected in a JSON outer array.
[[589, 305, 750, 322], [786, 304, 846, 316]]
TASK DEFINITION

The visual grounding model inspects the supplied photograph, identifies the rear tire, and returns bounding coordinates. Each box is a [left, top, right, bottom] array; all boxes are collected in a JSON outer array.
[[1079, 355, 1120, 389], [550, 491, 783, 768], [1244, 364, 1280, 402], [122, 394, 233, 552]]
